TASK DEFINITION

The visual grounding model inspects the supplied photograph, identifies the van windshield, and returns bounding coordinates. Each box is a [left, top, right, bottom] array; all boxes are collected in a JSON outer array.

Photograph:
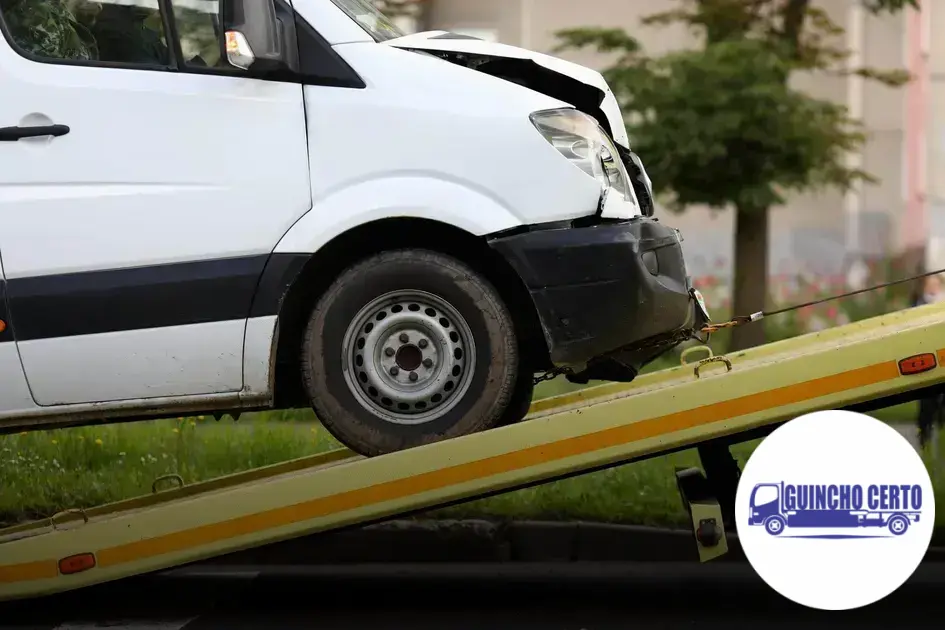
[[330, 0, 405, 42]]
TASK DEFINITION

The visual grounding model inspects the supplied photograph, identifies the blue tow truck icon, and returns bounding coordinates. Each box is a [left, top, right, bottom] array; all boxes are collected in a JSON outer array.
[[748, 482, 923, 537]]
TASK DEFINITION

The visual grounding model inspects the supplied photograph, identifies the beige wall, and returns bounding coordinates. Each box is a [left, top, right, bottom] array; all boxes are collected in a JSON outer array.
[[425, 0, 911, 280]]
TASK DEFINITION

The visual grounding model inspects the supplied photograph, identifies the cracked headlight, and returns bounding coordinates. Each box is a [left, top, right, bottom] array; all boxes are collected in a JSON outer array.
[[529, 108, 638, 213]]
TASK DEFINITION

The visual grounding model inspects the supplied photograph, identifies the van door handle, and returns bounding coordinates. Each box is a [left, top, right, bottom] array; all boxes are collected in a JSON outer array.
[[0, 124, 70, 142]]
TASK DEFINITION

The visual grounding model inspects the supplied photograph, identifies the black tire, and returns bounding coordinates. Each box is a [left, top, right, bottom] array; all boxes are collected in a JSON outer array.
[[498, 368, 535, 426], [300, 249, 519, 456]]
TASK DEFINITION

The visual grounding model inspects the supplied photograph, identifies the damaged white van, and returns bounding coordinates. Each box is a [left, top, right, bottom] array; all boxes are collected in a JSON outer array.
[[0, 0, 710, 455]]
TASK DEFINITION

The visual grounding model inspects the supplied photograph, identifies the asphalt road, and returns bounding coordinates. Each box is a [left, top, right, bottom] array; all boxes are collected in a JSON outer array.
[[1, 561, 943, 629]]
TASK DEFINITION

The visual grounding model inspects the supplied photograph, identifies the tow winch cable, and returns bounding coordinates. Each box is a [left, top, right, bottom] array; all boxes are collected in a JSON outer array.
[[700, 266, 945, 335]]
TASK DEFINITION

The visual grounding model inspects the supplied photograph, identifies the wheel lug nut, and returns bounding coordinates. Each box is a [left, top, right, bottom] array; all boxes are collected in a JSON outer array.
[[389, 366, 399, 376], [423, 358, 433, 368], [399, 333, 409, 343], [384, 347, 395, 357], [418, 339, 428, 349], [409, 372, 418, 382]]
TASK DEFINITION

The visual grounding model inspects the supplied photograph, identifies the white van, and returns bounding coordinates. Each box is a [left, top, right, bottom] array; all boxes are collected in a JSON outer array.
[[0, 0, 709, 456]]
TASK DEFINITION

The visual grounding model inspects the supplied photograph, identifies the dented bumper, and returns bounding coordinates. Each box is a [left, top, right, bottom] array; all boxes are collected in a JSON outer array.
[[489, 217, 705, 369]]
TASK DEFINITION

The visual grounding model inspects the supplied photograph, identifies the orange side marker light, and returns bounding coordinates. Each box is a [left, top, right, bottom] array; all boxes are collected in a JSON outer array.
[[898, 353, 937, 376], [58, 553, 96, 576], [0, 319, 6, 333]]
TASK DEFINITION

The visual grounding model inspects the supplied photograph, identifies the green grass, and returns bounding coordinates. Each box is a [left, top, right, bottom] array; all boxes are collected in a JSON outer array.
[[0, 419, 336, 527], [0, 384, 936, 530]]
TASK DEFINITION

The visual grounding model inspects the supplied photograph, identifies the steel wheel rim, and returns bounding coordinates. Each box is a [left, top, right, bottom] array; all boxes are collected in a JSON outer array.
[[341, 289, 477, 426]]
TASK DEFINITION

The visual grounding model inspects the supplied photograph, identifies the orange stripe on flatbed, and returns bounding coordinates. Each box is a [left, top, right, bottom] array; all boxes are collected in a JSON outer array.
[[0, 561, 57, 583]]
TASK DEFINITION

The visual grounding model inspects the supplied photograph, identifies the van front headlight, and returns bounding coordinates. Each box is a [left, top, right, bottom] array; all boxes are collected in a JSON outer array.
[[529, 108, 637, 207]]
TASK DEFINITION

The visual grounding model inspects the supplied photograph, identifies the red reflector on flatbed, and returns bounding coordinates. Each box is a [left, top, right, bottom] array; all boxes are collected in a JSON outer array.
[[59, 553, 96, 575], [898, 353, 937, 376]]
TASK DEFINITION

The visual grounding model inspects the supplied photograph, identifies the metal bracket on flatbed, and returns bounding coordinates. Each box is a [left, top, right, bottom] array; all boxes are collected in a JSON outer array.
[[675, 466, 729, 562], [680, 345, 733, 379]]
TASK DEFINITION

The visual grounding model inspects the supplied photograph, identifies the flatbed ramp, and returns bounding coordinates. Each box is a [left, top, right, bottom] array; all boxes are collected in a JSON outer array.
[[2, 301, 945, 601]]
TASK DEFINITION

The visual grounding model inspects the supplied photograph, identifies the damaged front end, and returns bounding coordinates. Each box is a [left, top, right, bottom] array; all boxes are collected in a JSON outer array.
[[390, 32, 711, 384], [385, 31, 629, 143], [384, 31, 656, 206]]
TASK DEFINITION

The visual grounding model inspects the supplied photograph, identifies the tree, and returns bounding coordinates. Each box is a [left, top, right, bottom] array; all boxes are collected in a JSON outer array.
[[555, 0, 917, 350], [372, 0, 429, 27]]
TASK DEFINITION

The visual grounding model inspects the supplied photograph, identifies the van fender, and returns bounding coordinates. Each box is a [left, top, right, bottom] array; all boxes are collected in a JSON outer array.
[[273, 175, 526, 255]]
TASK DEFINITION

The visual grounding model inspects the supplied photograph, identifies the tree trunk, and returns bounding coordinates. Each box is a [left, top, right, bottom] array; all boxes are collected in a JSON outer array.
[[730, 205, 769, 351]]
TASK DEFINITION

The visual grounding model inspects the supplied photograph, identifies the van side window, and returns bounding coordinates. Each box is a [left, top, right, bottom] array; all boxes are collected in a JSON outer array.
[[0, 0, 170, 66], [170, 0, 227, 69]]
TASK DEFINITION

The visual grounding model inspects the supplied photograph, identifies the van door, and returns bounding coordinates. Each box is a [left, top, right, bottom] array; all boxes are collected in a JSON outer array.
[[0, 0, 311, 406], [0, 251, 35, 415]]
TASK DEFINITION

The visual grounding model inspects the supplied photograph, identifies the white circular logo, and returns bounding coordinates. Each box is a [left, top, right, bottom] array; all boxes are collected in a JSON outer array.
[[736, 409, 935, 610]]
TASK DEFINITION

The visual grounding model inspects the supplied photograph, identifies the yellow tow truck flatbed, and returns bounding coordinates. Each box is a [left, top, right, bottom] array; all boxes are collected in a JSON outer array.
[[2, 301, 945, 601]]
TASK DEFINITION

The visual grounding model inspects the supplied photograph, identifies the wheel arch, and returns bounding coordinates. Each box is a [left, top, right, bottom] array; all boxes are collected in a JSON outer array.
[[270, 217, 551, 408]]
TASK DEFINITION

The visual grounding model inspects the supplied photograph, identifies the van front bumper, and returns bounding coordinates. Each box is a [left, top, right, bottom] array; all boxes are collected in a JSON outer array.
[[488, 217, 708, 370]]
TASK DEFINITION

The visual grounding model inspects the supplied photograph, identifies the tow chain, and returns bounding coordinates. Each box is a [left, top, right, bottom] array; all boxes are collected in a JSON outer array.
[[533, 367, 571, 386], [700, 266, 945, 335]]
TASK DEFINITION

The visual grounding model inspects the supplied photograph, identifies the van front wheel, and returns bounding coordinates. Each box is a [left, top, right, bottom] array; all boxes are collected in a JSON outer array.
[[300, 249, 519, 457]]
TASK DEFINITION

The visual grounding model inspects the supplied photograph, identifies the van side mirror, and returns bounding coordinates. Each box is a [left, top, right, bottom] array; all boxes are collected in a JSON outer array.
[[220, 0, 288, 73]]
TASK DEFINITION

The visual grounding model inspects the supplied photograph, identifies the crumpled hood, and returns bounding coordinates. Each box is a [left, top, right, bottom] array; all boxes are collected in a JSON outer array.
[[384, 30, 631, 150]]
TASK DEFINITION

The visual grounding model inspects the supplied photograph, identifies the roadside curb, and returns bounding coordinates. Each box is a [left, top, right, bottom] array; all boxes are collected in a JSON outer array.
[[209, 519, 945, 566]]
